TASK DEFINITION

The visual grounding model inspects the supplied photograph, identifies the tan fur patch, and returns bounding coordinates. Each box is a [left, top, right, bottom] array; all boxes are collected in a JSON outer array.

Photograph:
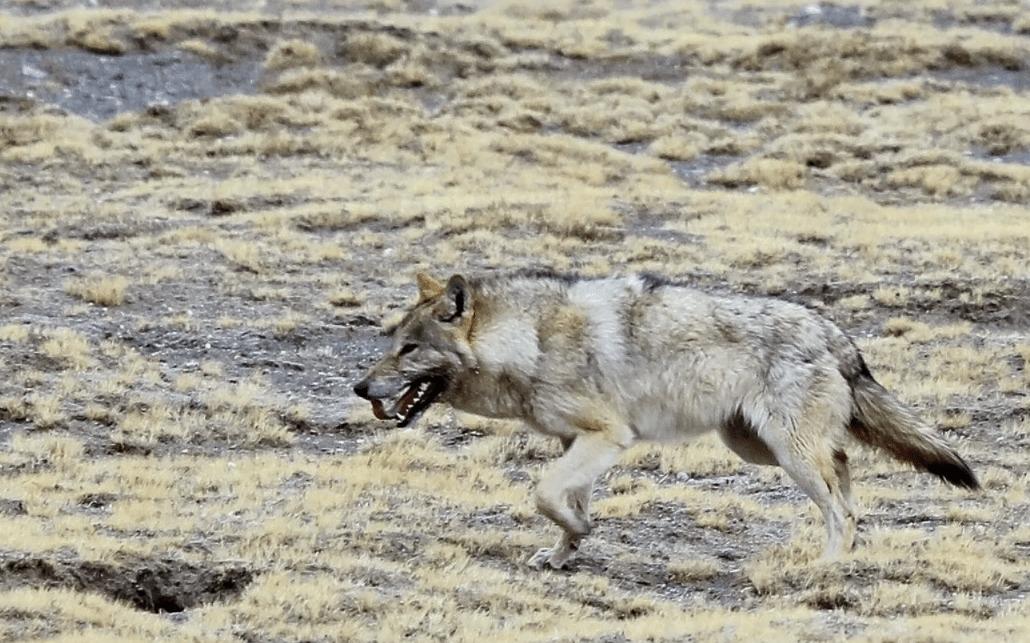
[[539, 306, 587, 349]]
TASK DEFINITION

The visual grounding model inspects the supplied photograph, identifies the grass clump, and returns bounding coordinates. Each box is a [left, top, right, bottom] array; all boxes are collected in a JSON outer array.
[[65, 275, 129, 307]]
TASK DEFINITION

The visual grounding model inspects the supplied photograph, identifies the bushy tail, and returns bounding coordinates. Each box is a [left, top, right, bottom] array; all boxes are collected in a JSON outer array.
[[849, 376, 979, 490]]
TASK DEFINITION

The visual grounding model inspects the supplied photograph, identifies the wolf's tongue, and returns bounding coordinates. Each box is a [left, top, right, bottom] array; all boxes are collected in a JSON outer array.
[[370, 399, 390, 420]]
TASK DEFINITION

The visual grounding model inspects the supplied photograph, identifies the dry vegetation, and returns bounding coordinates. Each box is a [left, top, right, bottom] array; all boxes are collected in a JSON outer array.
[[0, 0, 1028, 640]]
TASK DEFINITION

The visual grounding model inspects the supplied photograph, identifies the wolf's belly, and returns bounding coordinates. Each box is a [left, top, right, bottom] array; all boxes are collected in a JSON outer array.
[[628, 401, 721, 443]]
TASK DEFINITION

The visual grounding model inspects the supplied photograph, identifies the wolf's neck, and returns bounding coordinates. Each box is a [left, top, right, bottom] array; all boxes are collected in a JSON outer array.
[[447, 371, 532, 420], [444, 288, 544, 419]]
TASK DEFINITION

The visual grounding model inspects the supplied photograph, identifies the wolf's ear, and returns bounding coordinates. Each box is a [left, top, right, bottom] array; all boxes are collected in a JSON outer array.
[[416, 272, 444, 301], [439, 274, 472, 323]]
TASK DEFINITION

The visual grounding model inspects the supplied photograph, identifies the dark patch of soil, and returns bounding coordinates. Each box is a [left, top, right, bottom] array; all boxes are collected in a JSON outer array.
[[0, 498, 27, 516], [930, 66, 1030, 91], [612, 141, 744, 190], [547, 54, 693, 84], [0, 48, 261, 121], [78, 492, 118, 510], [669, 156, 742, 187], [0, 553, 254, 613], [931, 10, 1017, 35]]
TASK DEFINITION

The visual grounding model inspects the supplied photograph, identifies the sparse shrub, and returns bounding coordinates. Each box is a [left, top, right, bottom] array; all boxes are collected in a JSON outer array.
[[41, 328, 91, 370], [189, 113, 244, 138], [341, 32, 408, 67], [650, 134, 701, 161], [10, 433, 83, 467], [65, 275, 129, 306], [272, 312, 307, 337], [887, 165, 970, 197], [993, 180, 1029, 203], [25, 393, 65, 430], [386, 58, 434, 88], [178, 38, 222, 61], [266, 68, 377, 99], [884, 316, 922, 337], [328, 288, 363, 307], [838, 294, 870, 311], [668, 558, 720, 583], [213, 239, 264, 273], [710, 158, 807, 190], [265, 39, 322, 71], [70, 29, 127, 55], [0, 324, 30, 342], [872, 286, 911, 307]]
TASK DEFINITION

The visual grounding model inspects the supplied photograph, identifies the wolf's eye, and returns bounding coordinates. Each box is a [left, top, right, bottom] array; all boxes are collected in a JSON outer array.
[[399, 343, 418, 356]]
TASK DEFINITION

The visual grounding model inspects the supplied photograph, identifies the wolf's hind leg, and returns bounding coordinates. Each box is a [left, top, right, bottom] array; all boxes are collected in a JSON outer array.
[[768, 421, 855, 560], [833, 449, 858, 551], [528, 434, 623, 570]]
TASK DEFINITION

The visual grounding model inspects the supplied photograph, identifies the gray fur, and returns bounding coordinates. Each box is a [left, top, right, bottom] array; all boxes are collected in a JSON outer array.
[[355, 271, 980, 569]]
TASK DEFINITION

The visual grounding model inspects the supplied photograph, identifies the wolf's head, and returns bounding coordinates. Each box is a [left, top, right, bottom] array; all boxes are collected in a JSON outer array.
[[352, 273, 479, 427]]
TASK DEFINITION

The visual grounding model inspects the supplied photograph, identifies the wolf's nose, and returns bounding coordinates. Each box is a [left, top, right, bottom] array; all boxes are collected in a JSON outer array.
[[353, 380, 370, 399]]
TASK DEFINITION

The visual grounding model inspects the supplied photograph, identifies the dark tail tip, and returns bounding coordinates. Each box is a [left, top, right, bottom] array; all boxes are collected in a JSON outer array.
[[927, 458, 980, 490]]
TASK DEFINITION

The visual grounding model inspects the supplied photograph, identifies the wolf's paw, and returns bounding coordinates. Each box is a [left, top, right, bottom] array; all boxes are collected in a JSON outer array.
[[526, 546, 573, 570]]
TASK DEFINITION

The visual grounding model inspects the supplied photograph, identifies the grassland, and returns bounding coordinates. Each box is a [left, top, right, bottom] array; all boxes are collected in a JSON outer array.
[[1, 0, 1028, 640]]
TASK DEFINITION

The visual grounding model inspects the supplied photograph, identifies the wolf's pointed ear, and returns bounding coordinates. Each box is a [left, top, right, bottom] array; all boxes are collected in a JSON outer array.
[[416, 272, 444, 301], [440, 274, 472, 323]]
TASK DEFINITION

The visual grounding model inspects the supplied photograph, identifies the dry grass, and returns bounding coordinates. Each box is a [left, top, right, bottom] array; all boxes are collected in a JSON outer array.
[[0, 0, 1028, 640], [65, 274, 130, 306], [710, 158, 808, 190], [264, 39, 322, 71]]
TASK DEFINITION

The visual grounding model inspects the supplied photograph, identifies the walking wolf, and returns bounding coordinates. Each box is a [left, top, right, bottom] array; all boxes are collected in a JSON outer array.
[[354, 271, 978, 569]]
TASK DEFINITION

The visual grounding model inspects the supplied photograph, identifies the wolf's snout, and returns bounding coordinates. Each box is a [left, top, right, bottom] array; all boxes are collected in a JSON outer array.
[[352, 380, 371, 399]]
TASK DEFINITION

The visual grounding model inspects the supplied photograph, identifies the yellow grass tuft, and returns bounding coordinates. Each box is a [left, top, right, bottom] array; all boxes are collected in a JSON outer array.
[[40, 328, 91, 370], [887, 165, 970, 198], [872, 286, 911, 307], [265, 39, 322, 71], [710, 158, 807, 190], [65, 275, 129, 306], [212, 239, 265, 273], [341, 32, 409, 67], [649, 134, 701, 161], [0, 324, 30, 342], [328, 288, 364, 308]]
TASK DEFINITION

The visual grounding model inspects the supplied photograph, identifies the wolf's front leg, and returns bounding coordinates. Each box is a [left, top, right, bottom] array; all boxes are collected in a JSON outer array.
[[528, 434, 624, 570]]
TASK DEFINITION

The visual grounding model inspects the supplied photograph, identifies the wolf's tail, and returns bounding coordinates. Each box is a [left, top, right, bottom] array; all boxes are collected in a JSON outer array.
[[848, 371, 979, 490]]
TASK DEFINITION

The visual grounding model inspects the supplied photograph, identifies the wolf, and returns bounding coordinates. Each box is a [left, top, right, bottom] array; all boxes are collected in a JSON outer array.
[[353, 270, 979, 570]]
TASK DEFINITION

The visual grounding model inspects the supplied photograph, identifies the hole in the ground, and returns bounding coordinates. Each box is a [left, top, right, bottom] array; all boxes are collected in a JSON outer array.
[[0, 554, 254, 613]]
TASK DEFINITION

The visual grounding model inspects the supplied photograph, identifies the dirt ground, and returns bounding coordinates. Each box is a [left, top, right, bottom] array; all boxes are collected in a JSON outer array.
[[0, 0, 1028, 640]]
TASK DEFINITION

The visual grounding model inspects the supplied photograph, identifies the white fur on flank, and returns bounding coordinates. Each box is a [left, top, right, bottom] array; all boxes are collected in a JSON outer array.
[[558, 278, 761, 443]]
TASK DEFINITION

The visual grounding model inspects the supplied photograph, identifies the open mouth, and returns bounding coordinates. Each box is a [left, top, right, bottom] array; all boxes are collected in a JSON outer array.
[[369, 377, 446, 428]]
